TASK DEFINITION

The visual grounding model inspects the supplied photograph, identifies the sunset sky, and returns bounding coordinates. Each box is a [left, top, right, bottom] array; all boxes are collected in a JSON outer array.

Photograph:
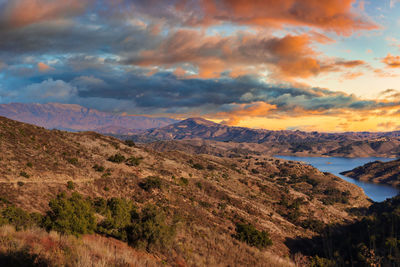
[[1, 0, 400, 131]]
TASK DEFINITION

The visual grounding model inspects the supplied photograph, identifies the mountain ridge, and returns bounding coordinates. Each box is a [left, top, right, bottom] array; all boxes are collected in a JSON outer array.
[[0, 102, 178, 132], [131, 118, 400, 158], [341, 159, 400, 187]]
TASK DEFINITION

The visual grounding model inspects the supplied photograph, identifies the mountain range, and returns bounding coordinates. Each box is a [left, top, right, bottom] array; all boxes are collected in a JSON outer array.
[[0, 103, 178, 132], [1, 103, 400, 158], [132, 118, 400, 158]]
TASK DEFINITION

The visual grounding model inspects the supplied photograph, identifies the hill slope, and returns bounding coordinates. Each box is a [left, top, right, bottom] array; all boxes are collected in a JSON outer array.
[[0, 116, 371, 266], [341, 159, 400, 187], [131, 118, 400, 158], [0, 102, 177, 132]]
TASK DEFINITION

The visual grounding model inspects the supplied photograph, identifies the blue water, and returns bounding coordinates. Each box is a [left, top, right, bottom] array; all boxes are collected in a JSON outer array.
[[276, 156, 399, 202]]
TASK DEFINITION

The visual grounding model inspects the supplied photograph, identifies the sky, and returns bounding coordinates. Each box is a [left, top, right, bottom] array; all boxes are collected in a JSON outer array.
[[1, 0, 400, 132]]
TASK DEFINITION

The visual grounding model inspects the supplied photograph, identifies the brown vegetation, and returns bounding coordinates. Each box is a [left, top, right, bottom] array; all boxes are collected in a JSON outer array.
[[0, 116, 372, 266]]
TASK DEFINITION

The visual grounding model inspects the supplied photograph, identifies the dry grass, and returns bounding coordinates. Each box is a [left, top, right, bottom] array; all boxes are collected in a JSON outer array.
[[0, 116, 373, 266], [0, 225, 160, 267]]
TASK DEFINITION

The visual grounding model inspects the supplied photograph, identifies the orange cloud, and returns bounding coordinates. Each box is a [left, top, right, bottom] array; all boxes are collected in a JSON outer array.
[[382, 54, 400, 68], [199, 0, 376, 35], [37, 62, 52, 72], [129, 30, 365, 80], [213, 101, 277, 125], [1, 0, 89, 28]]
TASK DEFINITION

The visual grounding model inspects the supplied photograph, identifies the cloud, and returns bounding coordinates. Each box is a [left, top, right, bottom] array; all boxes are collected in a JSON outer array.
[[127, 29, 366, 79], [37, 62, 52, 72], [0, 0, 90, 29], [197, 0, 376, 35], [382, 53, 400, 68], [377, 121, 398, 130], [23, 79, 78, 101]]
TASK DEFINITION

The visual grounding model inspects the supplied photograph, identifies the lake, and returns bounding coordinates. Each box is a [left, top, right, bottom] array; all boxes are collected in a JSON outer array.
[[276, 156, 399, 202]]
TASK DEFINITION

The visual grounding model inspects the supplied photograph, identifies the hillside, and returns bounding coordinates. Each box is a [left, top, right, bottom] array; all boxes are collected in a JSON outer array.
[[0, 116, 372, 266], [341, 159, 400, 187], [0, 103, 177, 132], [130, 118, 400, 158]]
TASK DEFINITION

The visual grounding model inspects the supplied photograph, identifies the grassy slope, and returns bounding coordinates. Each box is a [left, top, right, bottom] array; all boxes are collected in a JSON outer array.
[[0, 116, 371, 266]]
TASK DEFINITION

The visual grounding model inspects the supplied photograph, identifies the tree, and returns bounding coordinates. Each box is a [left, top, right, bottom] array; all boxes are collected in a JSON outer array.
[[43, 192, 96, 236]]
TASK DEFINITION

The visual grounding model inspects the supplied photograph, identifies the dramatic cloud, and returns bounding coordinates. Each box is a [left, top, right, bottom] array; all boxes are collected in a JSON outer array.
[[197, 0, 376, 34], [127, 30, 366, 79], [0, 0, 90, 29], [0, 0, 394, 131]]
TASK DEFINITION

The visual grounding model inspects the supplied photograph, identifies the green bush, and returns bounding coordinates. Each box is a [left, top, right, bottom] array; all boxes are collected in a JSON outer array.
[[43, 192, 96, 236], [19, 171, 30, 178], [67, 158, 78, 165], [179, 177, 189, 186], [108, 153, 126, 163], [125, 156, 142, 166], [0, 206, 42, 230], [96, 198, 137, 241], [139, 176, 162, 191], [301, 219, 324, 232], [192, 163, 204, 170], [66, 181, 75, 190], [93, 164, 105, 172], [127, 205, 175, 252], [234, 223, 272, 249]]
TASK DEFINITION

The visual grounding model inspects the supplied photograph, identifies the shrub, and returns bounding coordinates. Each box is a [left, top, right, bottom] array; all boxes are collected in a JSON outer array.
[[26, 162, 33, 168], [207, 164, 216, 171], [19, 171, 30, 178], [125, 156, 142, 166], [93, 164, 105, 172], [43, 192, 96, 236], [195, 182, 203, 190], [96, 198, 137, 241], [124, 140, 136, 147], [66, 181, 75, 190], [179, 177, 189, 186], [17, 181, 24, 186], [301, 219, 325, 232], [192, 163, 204, 170], [139, 176, 162, 192], [67, 158, 78, 165], [322, 188, 350, 205], [234, 223, 272, 249], [127, 205, 175, 252], [107, 153, 126, 163], [0, 206, 42, 230], [251, 169, 259, 174]]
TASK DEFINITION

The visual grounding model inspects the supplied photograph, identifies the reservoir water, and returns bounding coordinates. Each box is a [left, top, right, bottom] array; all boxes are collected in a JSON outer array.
[[276, 156, 399, 202]]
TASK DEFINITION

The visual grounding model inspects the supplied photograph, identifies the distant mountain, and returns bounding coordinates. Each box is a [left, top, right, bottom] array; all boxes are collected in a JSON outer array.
[[0, 103, 178, 132], [341, 159, 400, 187], [133, 118, 400, 158]]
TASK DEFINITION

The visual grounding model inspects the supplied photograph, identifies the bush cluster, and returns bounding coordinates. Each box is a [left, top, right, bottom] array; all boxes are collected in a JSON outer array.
[[139, 176, 162, 191], [107, 153, 126, 163], [43, 192, 96, 236], [234, 223, 272, 249]]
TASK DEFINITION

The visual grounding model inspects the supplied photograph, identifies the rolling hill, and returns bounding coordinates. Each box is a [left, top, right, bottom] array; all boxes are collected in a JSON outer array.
[[0, 115, 371, 266], [341, 159, 400, 187]]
